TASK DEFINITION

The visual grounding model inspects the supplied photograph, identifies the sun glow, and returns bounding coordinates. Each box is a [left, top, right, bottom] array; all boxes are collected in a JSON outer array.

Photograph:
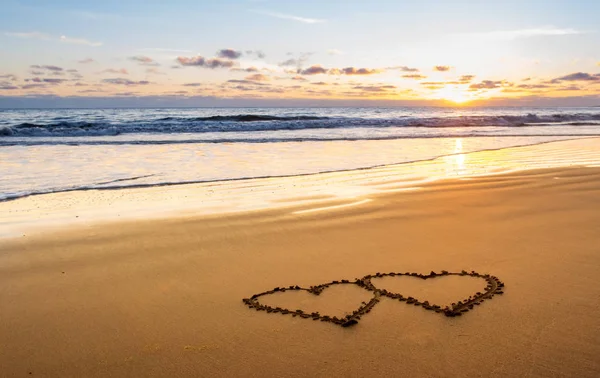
[[434, 86, 471, 104]]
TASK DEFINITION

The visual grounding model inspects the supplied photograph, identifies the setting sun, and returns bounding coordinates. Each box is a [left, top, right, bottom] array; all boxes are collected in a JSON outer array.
[[434, 86, 471, 104]]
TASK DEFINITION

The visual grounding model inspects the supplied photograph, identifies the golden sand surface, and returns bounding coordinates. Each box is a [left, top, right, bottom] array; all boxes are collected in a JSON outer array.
[[2, 162, 600, 377]]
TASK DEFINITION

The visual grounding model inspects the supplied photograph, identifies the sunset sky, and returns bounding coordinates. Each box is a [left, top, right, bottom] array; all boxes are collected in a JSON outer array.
[[1, 0, 599, 107]]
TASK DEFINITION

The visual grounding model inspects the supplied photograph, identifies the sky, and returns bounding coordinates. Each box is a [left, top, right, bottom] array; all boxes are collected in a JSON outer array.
[[1, 0, 599, 107]]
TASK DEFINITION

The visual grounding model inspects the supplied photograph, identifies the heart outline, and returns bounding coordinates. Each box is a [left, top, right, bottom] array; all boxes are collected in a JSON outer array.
[[362, 270, 505, 317], [243, 279, 381, 327], [242, 271, 505, 327]]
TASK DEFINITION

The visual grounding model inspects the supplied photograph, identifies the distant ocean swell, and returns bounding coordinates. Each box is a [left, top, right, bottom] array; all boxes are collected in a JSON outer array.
[[2, 112, 600, 138]]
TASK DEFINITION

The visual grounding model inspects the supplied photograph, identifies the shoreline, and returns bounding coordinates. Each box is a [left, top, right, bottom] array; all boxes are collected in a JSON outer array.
[[1, 137, 599, 239], [1, 165, 600, 376], [0, 135, 593, 204]]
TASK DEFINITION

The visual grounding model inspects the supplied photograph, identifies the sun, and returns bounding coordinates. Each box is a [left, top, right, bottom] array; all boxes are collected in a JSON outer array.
[[434, 86, 471, 104]]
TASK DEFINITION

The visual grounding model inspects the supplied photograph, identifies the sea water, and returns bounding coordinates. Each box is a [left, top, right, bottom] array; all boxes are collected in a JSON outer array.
[[1, 107, 600, 201]]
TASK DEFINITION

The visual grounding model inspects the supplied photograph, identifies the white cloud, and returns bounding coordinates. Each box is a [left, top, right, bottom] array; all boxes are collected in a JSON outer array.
[[463, 27, 585, 40], [5, 31, 103, 47], [60, 35, 103, 47], [327, 49, 343, 55], [252, 10, 325, 24]]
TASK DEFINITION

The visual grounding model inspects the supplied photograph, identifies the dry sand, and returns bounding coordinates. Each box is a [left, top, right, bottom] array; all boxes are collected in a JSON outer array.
[[2, 164, 600, 377]]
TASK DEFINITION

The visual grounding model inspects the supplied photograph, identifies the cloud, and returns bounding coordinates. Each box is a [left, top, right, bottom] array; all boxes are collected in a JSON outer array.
[[114, 92, 140, 96], [557, 85, 583, 91], [129, 56, 160, 66], [78, 89, 105, 93], [465, 27, 584, 40], [459, 75, 475, 82], [21, 83, 48, 89], [469, 80, 504, 89], [60, 35, 102, 47], [130, 56, 153, 64], [146, 67, 165, 75], [25, 77, 63, 83], [311, 82, 328, 86], [67, 69, 81, 76], [517, 84, 551, 89], [227, 79, 270, 86], [402, 74, 427, 80], [176, 56, 235, 69], [291, 75, 307, 81], [30, 65, 64, 72], [182, 83, 203, 87], [229, 85, 259, 92], [217, 49, 242, 59], [353, 85, 396, 92], [330, 67, 382, 75], [278, 52, 313, 68], [101, 68, 129, 75], [245, 50, 266, 59], [78, 58, 95, 64], [299, 65, 328, 75], [433, 66, 451, 72], [423, 85, 444, 90], [102, 78, 150, 85], [231, 66, 260, 73], [279, 58, 301, 67], [245, 73, 270, 81], [40, 78, 68, 84], [0, 85, 19, 90], [67, 70, 83, 80], [5, 31, 103, 46], [253, 10, 325, 24], [327, 49, 343, 55], [0, 74, 18, 81], [387, 66, 419, 72], [552, 72, 599, 82]]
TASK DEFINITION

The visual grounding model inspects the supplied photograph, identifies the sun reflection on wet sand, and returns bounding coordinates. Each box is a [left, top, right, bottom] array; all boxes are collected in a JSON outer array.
[[443, 138, 467, 176]]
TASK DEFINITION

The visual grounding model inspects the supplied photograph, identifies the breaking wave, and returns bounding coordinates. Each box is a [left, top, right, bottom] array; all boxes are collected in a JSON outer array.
[[1, 112, 600, 138]]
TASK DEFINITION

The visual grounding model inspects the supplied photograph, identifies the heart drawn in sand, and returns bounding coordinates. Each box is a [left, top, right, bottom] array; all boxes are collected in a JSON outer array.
[[363, 270, 504, 317], [242, 271, 504, 328], [243, 280, 381, 327]]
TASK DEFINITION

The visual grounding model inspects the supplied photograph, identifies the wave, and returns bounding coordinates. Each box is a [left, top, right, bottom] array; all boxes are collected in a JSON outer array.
[[156, 115, 328, 122], [1, 112, 600, 138]]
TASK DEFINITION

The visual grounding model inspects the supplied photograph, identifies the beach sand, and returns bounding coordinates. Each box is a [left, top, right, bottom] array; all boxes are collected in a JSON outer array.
[[2, 162, 600, 377]]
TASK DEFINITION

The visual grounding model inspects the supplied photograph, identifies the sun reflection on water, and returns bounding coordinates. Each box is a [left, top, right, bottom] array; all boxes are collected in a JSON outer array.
[[443, 138, 467, 176]]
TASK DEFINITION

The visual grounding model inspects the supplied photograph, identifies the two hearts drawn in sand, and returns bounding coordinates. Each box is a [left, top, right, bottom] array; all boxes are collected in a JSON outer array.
[[243, 271, 505, 328]]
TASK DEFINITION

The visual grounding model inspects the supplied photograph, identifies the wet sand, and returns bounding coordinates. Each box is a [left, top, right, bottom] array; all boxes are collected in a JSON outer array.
[[2, 163, 600, 377]]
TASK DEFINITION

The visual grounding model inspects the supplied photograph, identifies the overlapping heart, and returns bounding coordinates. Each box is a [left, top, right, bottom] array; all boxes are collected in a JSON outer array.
[[242, 270, 504, 328]]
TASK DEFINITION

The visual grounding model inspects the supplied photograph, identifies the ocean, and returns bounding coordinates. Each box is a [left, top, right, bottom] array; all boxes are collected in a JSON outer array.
[[1, 106, 600, 202]]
